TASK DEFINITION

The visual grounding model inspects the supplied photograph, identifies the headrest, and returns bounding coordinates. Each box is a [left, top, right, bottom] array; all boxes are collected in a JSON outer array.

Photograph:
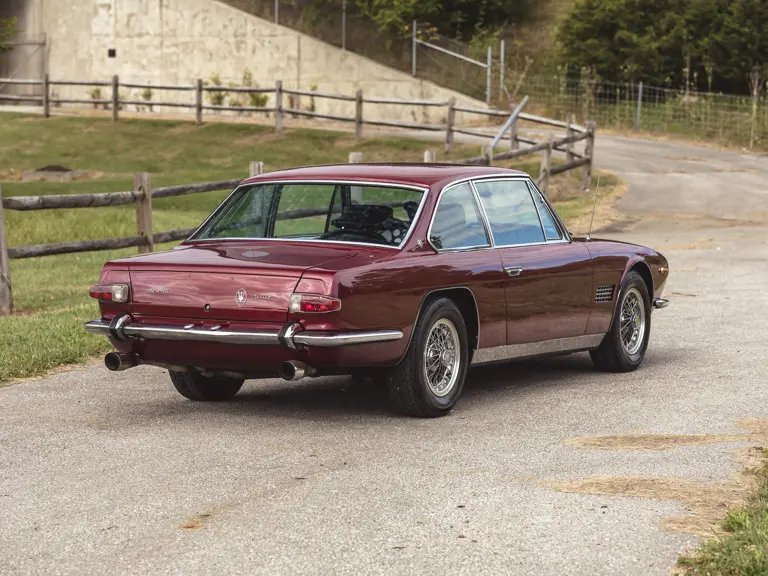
[[333, 204, 393, 231]]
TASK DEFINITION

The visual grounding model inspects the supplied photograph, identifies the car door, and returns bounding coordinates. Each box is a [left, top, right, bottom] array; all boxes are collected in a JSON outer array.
[[472, 178, 593, 345]]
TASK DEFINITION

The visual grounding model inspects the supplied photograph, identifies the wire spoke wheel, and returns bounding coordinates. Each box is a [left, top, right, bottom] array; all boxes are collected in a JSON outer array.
[[423, 318, 461, 397], [619, 287, 646, 355]]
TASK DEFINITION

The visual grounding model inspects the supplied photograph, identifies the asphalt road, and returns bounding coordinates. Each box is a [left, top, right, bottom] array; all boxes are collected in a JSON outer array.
[[2, 136, 768, 575]]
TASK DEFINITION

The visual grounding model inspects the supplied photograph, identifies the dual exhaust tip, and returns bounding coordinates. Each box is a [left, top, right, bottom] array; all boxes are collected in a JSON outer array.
[[105, 353, 316, 382]]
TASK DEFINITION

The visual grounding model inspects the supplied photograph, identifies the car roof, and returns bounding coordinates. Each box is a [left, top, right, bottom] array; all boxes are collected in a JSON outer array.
[[240, 163, 529, 188]]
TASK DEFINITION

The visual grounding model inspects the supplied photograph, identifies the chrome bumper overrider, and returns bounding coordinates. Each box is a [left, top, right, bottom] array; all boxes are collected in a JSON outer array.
[[84, 316, 403, 349], [653, 298, 670, 309]]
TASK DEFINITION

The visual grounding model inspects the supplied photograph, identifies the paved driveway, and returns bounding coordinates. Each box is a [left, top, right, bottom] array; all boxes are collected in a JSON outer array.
[[1, 137, 767, 575]]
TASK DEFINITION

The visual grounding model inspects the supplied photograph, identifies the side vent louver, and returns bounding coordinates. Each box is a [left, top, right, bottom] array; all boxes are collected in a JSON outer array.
[[595, 285, 615, 303]]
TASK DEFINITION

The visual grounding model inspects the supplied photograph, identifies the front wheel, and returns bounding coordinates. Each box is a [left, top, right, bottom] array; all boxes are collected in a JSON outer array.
[[384, 298, 469, 417], [590, 271, 651, 372], [169, 369, 244, 401]]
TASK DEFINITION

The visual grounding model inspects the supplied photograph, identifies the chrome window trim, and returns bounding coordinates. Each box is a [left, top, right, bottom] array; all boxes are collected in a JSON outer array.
[[426, 181, 493, 253], [468, 180, 496, 248], [472, 177, 549, 248], [184, 179, 430, 251], [526, 179, 572, 242]]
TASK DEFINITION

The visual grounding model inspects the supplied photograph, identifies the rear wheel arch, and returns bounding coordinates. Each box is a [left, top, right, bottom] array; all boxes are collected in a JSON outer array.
[[411, 288, 480, 351]]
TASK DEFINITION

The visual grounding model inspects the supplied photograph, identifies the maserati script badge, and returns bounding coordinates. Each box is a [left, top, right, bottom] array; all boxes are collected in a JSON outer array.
[[147, 288, 170, 294]]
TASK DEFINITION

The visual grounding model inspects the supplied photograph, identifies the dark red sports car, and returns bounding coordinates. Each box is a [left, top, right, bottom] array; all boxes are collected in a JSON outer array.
[[85, 164, 669, 417]]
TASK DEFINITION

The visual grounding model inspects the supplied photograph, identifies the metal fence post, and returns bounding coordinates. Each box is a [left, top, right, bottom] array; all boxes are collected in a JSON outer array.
[[412, 21, 417, 77], [355, 89, 363, 140], [445, 97, 456, 152], [424, 150, 436, 163], [349, 152, 363, 163], [42, 73, 50, 118], [636, 81, 643, 130], [111, 74, 119, 122], [0, 185, 13, 316], [134, 173, 154, 254], [499, 39, 505, 103], [249, 161, 265, 176], [582, 121, 596, 190], [539, 135, 553, 198], [342, 0, 347, 51], [195, 79, 203, 126], [486, 46, 492, 105]]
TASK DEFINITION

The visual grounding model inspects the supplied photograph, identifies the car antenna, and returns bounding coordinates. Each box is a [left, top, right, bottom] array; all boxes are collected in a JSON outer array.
[[586, 177, 600, 242]]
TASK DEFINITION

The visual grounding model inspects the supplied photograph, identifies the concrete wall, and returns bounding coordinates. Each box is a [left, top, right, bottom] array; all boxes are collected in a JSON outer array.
[[3, 0, 488, 124]]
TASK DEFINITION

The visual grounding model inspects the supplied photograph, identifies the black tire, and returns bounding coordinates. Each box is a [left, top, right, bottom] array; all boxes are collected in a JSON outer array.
[[384, 297, 469, 418], [590, 271, 652, 372], [169, 369, 244, 401]]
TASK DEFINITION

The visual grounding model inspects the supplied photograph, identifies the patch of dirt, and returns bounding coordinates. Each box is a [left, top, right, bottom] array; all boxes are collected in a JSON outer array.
[[543, 420, 768, 537], [180, 512, 211, 530], [658, 240, 714, 251]]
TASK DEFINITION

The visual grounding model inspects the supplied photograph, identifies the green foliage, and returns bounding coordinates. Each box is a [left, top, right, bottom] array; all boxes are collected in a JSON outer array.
[[242, 69, 268, 108], [0, 17, 16, 58], [678, 450, 768, 575], [348, 0, 533, 40], [204, 73, 228, 106], [557, 0, 768, 94]]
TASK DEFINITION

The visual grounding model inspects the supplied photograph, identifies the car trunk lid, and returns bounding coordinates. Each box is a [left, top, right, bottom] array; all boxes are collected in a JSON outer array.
[[127, 243, 357, 322]]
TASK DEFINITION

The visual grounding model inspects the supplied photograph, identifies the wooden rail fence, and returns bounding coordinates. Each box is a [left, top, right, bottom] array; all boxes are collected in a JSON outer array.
[[0, 78, 596, 316]]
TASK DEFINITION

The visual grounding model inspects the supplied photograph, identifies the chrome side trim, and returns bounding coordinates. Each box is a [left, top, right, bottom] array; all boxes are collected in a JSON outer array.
[[185, 180, 430, 250], [653, 298, 669, 309], [471, 334, 606, 365], [84, 320, 403, 348]]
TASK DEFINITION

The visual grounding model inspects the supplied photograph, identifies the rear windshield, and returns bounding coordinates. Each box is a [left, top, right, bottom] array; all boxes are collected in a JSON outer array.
[[191, 182, 426, 248]]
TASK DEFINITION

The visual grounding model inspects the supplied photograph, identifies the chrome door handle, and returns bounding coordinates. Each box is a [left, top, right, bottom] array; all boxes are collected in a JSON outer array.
[[504, 266, 523, 277]]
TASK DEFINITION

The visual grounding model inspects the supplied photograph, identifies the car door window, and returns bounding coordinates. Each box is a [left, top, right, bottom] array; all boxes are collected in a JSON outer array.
[[429, 183, 490, 250], [474, 180, 545, 246], [527, 182, 563, 241]]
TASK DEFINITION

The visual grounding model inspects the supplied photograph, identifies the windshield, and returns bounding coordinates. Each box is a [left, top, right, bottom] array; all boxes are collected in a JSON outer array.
[[191, 182, 426, 248]]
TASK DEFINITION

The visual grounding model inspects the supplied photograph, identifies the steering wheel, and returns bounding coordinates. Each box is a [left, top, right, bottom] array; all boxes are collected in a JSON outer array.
[[320, 228, 390, 245]]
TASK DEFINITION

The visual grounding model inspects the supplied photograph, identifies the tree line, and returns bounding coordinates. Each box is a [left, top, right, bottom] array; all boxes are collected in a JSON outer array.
[[557, 0, 768, 95]]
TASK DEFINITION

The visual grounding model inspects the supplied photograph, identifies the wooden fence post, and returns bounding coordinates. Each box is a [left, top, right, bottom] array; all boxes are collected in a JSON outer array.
[[0, 185, 13, 316], [445, 97, 455, 153], [111, 75, 119, 122], [566, 114, 575, 166], [509, 115, 518, 151], [195, 79, 203, 126], [355, 89, 363, 140], [582, 121, 596, 190], [249, 161, 264, 176], [423, 150, 436, 163], [539, 135, 553, 198], [134, 173, 153, 254], [42, 73, 50, 118], [349, 151, 363, 163], [275, 80, 284, 132]]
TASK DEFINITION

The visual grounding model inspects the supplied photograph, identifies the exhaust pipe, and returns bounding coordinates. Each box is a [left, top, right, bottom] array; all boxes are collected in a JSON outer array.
[[104, 352, 135, 372], [278, 360, 316, 381]]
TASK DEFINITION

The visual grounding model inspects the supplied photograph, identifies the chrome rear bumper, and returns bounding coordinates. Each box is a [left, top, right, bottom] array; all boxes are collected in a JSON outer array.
[[84, 316, 403, 349], [653, 298, 670, 309]]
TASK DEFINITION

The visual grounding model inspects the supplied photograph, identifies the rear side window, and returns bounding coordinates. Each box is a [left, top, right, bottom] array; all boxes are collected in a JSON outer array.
[[474, 180, 545, 246], [429, 183, 490, 250]]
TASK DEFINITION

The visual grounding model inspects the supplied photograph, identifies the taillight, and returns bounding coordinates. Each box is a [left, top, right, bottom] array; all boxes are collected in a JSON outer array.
[[289, 293, 341, 314], [89, 284, 130, 303]]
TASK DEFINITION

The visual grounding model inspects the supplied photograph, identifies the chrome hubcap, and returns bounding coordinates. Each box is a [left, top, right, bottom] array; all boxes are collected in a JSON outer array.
[[424, 318, 460, 397], [620, 287, 646, 355]]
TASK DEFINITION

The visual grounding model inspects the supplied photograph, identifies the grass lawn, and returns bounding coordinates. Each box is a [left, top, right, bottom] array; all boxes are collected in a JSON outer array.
[[0, 113, 618, 383], [678, 451, 768, 575]]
